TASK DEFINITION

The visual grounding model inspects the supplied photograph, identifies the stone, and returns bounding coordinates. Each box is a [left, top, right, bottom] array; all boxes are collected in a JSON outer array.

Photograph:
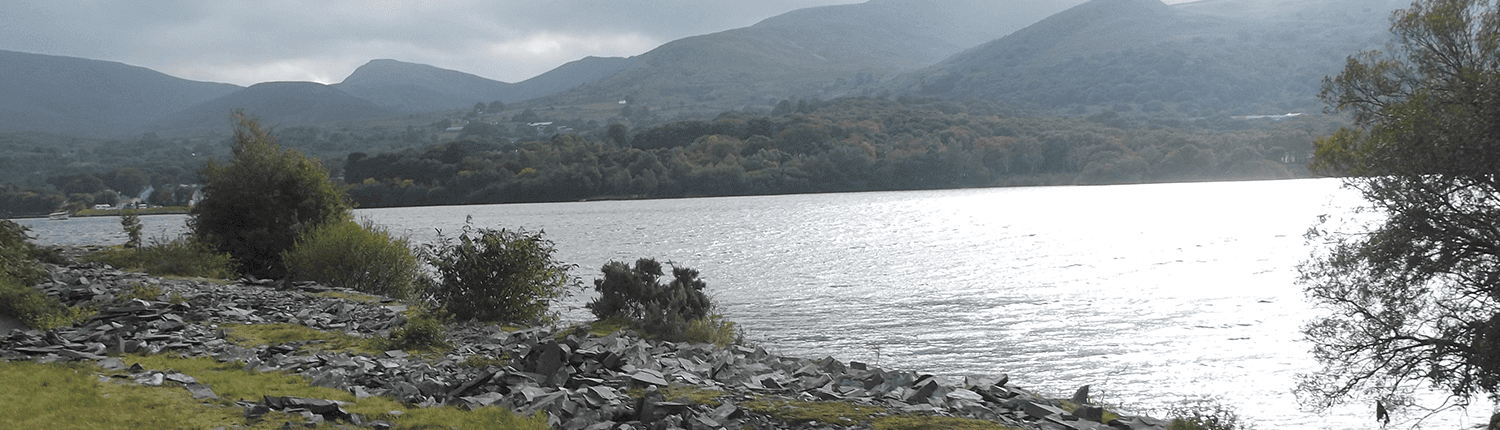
[[946, 388, 984, 403], [461, 391, 506, 407], [1017, 399, 1068, 420], [1071, 384, 1090, 405], [636, 386, 665, 422], [97, 356, 126, 371], [185, 382, 218, 400], [164, 372, 197, 384], [447, 370, 495, 398], [630, 369, 669, 387], [906, 379, 939, 404], [1075, 405, 1105, 422], [243, 403, 271, 420]]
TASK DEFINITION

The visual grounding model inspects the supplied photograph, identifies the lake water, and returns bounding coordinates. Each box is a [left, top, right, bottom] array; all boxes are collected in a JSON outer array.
[[14, 178, 1485, 429]]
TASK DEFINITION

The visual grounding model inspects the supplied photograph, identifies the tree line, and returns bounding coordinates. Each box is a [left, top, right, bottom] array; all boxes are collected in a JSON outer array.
[[342, 97, 1333, 208]]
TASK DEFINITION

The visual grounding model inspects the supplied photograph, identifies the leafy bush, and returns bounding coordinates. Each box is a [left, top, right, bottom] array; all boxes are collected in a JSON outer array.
[[588, 258, 730, 343], [1166, 400, 1253, 430], [0, 219, 45, 285], [282, 219, 420, 299], [386, 308, 450, 351], [424, 222, 577, 323], [82, 235, 236, 279], [0, 275, 86, 330], [190, 112, 351, 279]]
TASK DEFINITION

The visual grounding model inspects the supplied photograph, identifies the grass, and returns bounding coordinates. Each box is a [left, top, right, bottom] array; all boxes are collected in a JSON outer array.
[[222, 323, 386, 355], [628, 385, 728, 407], [0, 360, 267, 429], [315, 290, 387, 304], [81, 238, 236, 279], [872, 415, 1026, 430], [0, 354, 551, 429], [74, 206, 190, 217], [0, 274, 92, 330], [742, 396, 885, 425]]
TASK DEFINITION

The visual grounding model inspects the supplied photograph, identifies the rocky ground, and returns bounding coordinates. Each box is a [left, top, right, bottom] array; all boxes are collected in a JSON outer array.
[[0, 254, 1172, 430]]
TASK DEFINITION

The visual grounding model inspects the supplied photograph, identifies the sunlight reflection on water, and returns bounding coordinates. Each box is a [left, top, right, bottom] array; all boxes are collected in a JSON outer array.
[[15, 178, 1484, 429]]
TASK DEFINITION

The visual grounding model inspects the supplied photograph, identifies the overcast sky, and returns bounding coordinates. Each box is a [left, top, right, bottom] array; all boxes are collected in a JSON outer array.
[[2, 0, 1194, 87]]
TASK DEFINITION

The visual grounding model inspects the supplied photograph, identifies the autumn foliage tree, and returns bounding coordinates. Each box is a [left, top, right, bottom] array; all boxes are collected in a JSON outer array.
[[1298, 0, 1500, 421]]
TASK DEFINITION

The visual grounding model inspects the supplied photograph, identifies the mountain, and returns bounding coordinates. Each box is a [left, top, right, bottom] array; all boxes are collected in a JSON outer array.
[[0, 50, 240, 138], [539, 0, 1086, 109], [334, 57, 634, 113], [505, 56, 636, 102], [334, 59, 514, 114], [885, 0, 1405, 115], [145, 82, 399, 136]]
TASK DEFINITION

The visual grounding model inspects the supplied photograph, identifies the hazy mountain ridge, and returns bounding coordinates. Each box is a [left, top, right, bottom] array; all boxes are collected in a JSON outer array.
[[0, 50, 240, 138], [334, 56, 635, 114], [0, 0, 1414, 140], [0, 52, 629, 139], [145, 82, 400, 136], [883, 0, 1401, 115], [539, 0, 1084, 108]]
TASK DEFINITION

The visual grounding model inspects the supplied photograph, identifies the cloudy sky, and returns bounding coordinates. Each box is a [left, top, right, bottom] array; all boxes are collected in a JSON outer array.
[[2, 0, 1192, 87]]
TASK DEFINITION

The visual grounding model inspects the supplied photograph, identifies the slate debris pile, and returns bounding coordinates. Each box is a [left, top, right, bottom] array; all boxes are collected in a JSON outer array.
[[0, 260, 1172, 430]]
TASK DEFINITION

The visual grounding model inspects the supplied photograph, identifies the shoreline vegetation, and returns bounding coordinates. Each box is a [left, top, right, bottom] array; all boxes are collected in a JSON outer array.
[[0, 243, 1236, 430], [2, 96, 1326, 219]]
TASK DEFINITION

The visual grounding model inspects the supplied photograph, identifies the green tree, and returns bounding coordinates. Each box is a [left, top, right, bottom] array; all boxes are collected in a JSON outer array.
[[1298, 0, 1500, 421], [190, 112, 352, 279]]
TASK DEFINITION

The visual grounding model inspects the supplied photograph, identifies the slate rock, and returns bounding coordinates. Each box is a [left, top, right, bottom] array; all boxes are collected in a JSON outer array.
[[1071, 384, 1090, 405], [185, 382, 218, 400], [630, 369, 669, 387]]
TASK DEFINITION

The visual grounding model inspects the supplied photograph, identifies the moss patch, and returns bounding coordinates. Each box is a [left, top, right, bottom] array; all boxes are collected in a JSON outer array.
[[314, 290, 387, 304], [742, 396, 884, 425], [873, 415, 1026, 430], [1057, 399, 1122, 423], [628, 385, 728, 407], [222, 323, 384, 355]]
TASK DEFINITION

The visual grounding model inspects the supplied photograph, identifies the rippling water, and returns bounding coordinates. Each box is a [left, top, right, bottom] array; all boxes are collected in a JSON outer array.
[[15, 179, 1486, 429]]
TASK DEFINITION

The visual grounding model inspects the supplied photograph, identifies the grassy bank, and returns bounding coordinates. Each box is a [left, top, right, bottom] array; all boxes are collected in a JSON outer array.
[[72, 206, 190, 217]]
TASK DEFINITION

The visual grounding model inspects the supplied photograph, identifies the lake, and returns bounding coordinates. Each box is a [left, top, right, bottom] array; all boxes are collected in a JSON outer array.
[[14, 178, 1484, 429]]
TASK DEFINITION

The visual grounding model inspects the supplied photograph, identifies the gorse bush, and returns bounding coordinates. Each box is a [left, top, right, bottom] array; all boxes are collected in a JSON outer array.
[[82, 235, 236, 279], [191, 112, 351, 279], [0, 219, 45, 285], [424, 221, 577, 323], [283, 219, 420, 299], [589, 258, 732, 343]]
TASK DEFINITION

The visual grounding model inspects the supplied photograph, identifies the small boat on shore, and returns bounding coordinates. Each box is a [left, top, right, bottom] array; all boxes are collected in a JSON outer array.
[[47, 211, 69, 220]]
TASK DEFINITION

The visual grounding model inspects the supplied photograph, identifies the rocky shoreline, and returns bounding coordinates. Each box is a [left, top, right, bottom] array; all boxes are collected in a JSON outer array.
[[1, 253, 1171, 430]]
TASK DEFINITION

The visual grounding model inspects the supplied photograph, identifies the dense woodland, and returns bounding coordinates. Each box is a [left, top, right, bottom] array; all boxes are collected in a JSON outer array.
[[0, 97, 1333, 216]]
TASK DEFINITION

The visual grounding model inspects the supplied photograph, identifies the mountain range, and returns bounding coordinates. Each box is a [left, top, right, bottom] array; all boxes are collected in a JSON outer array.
[[0, 0, 1409, 139], [886, 0, 1403, 114]]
